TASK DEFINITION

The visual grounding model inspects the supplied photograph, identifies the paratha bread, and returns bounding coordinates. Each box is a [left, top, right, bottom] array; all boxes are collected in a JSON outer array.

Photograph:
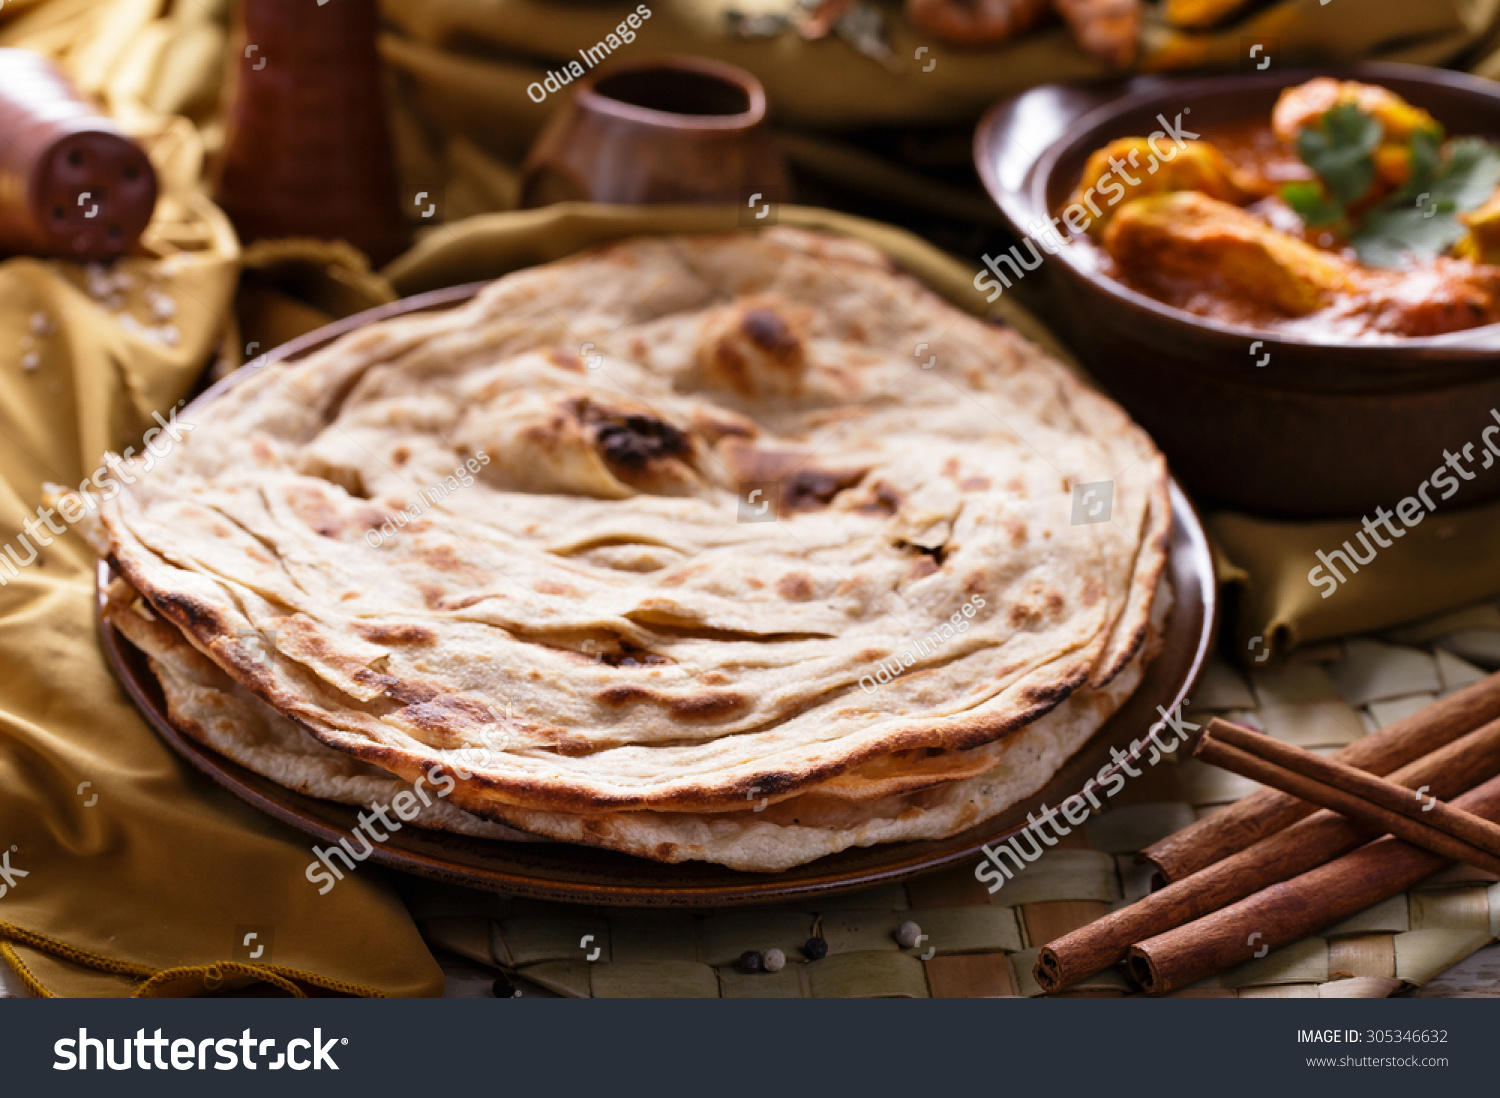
[[67, 227, 1170, 858], [102, 569, 1170, 871], [100, 576, 528, 842], [441, 576, 1171, 870]]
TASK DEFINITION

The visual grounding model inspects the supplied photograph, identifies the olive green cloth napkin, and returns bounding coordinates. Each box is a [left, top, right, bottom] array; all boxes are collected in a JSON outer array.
[[1211, 502, 1500, 664]]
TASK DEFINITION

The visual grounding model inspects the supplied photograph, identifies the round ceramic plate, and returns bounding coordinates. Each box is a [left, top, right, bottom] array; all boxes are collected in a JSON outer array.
[[97, 285, 1217, 907]]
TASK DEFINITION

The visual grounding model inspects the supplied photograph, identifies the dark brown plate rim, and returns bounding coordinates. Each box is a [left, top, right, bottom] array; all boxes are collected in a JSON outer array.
[[975, 61, 1500, 355], [97, 283, 1217, 906]]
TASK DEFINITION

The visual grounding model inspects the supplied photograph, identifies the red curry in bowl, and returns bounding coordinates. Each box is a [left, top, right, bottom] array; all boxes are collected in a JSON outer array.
[[1061, 78, 1500, 342]]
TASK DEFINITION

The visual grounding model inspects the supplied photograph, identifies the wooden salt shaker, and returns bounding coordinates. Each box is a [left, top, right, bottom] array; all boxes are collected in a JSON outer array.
[[0, 49, 158, 261]]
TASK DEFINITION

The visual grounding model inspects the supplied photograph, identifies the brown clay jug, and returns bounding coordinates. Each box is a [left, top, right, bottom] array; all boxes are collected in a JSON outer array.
[[213, 0, 407, 265]]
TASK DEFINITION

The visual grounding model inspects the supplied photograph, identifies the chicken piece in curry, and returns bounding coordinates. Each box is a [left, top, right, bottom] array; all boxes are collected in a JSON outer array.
[[1066, 137, 1265, 233], [1066, 78, 1500, 339]]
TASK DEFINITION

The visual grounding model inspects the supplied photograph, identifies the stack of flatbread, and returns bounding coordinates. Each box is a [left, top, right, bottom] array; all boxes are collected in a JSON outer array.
[[66, 229, 1172, 872]]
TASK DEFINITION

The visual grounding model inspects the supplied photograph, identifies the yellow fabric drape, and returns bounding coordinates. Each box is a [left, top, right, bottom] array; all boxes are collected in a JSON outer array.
[[0, 0, 438, 998]]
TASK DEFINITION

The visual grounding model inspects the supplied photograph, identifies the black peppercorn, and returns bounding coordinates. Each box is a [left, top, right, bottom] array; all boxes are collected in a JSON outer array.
[[492, 975, 518, 998], [803, 936, 828, 960], [740, 949, 764, 973]]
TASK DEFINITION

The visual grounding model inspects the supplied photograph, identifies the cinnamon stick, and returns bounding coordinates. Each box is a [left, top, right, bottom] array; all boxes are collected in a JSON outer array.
[[1033, 715, 1500, 993], [1140, 670, 1500, 883], [1129, 770, 1500, 995], [1199, 718, 1500, 869]]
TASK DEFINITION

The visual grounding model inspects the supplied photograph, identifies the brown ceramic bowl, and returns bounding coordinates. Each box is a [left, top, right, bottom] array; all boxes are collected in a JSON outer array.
[[520, 55, 790, 209], [976, 63, 1500, 520]]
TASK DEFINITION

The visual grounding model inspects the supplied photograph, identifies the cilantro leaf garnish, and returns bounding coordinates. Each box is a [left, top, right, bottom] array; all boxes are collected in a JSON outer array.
[[1283, 101, 1500, 269], [1295, 102, 1383, 207], [1349, 206, 1467, 269], [1395, 125, 1443, 202], [1426, 137, 1500, 210], [1352, 136, 1500, 267], [1279, 181, 1344, 230]]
